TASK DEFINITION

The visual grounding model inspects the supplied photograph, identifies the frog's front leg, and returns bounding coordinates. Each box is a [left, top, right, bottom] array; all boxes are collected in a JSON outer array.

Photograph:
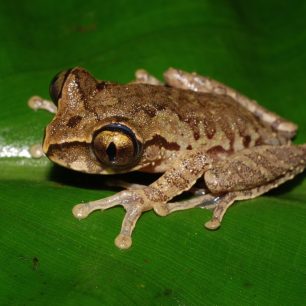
[[73, 148, 214, 249]]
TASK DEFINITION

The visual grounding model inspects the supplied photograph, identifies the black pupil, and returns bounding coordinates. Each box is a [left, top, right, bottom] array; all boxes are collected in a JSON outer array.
[[106, 142, 117, 162]]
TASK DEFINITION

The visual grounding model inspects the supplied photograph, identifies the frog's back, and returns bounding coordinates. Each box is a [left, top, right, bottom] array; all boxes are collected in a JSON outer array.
[[165, 85, 287, 152], [94, 83, 288, 162]]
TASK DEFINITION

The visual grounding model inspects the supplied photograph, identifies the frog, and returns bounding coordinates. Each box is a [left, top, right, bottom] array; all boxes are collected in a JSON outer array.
[[28, 67, 306, 249]]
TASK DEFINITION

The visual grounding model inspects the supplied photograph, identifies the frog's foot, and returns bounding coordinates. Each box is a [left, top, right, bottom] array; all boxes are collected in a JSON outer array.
[[152, 191, 234, 230], [133, 69, 163, 85], [72, 190, 151, 249], [204, 193, 237, 230], [28, 95, 57, 114]]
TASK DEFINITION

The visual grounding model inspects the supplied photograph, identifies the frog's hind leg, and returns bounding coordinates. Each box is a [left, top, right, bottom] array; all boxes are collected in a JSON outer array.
[[204, 176, 291, 230], [151, 173, 300, 230], [164, 68, 297, 139], [204, 144, 306, 229]]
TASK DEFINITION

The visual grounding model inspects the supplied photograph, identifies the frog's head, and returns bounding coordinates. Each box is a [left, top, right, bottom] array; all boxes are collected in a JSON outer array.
[[43, 67, 145, 174]]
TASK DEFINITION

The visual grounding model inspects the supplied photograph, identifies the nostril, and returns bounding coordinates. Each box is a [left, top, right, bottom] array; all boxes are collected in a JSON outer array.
[[106, 142, 117, 162]]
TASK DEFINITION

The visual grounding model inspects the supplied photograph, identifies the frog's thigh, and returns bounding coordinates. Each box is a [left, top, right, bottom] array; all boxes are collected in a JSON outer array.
[[204, 144, 306, 229], [164, 68, 297, 137], [205, 144, 306, 193]]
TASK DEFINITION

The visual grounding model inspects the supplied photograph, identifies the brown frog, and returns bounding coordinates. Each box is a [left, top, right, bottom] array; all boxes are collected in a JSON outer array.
[[28, 67, 306, 249]]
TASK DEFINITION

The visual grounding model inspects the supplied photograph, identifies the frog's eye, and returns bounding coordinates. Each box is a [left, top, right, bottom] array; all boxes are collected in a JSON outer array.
[[93, 124, 143, 169], [49, 69, 71, 105]]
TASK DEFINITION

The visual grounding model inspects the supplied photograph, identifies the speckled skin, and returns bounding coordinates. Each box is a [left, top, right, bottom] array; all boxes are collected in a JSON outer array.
[[35, 67, 306, 249]]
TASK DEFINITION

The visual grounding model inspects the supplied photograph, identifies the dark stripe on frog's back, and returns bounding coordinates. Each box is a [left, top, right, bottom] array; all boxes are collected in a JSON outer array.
[[163, 89, 280, 147], [143, 86, 259, 144]]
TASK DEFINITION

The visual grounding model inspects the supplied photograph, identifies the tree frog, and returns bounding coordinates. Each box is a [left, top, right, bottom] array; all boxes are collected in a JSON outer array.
[[29, 67, 306, 249]]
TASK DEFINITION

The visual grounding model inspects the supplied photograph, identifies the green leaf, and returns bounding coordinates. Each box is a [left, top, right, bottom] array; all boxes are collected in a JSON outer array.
[[1, 1, 306, 305]]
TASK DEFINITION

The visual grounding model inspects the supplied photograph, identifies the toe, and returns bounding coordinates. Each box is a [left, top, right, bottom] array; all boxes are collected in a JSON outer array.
[[72, 203, 90, 219], [204, 218, 221, 230], [115, 234, 132, 249]]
